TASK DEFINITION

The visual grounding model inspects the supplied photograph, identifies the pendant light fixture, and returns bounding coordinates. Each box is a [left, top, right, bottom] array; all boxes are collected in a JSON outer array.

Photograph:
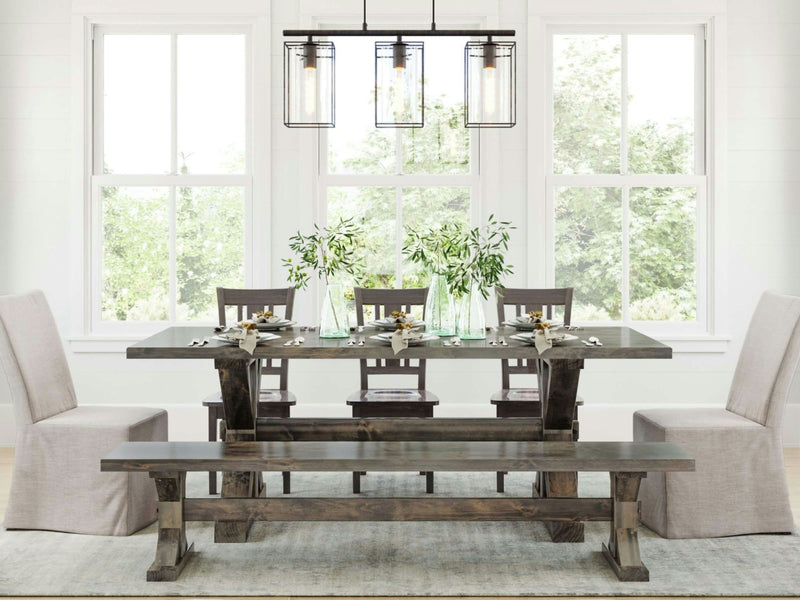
[[283, 0, 515, 129], [375, 37, 424, 127], [465, 37, 516, 127], [284, 37, 335, 128]]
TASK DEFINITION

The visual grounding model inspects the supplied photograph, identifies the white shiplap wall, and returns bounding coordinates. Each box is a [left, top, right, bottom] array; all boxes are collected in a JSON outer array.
[[1, 0, 800, 445]]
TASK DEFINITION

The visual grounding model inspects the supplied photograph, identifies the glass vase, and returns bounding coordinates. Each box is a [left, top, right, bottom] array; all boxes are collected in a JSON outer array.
[[456, 284, 486, 339], [424, 273, 456, 336], [319, 283, 350, 338]]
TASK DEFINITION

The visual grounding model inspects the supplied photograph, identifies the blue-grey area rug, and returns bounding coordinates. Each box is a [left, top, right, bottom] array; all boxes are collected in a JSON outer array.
[[1, 471, 799, 596]]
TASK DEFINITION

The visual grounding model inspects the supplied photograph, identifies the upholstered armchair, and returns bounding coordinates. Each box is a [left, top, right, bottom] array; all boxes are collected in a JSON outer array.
[[634, 290, 800, 538], [0, 290, 168, 535]]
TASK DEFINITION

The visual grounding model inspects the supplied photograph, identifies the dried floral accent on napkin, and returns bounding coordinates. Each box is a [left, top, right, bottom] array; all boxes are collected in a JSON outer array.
[[390, 310, 412, 324], [518, 310, 544, 324], [391, 322, 422, 354], [233, 321, 259, 354], [252, 310, 280, 324]]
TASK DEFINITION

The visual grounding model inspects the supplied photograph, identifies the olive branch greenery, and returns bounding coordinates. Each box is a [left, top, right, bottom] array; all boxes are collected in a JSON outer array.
[[282, 217, 366, 290], [402, 215, 515, 300]]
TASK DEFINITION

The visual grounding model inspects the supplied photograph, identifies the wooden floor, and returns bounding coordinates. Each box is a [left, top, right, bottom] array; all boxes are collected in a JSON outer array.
[[0, 446, 798, 600]]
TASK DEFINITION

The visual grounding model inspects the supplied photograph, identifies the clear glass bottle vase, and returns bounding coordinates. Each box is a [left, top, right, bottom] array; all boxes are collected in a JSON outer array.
[[319, 283, 350, 338], [424, 273, 456, 336], [456, 283, 486, 339]]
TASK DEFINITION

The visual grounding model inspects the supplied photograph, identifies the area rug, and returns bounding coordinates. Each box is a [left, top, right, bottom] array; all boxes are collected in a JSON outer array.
[[1, 471, 799, 596]]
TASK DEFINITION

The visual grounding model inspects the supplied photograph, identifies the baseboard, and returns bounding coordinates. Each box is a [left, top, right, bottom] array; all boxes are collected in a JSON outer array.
[[1, 402, 799, 446]]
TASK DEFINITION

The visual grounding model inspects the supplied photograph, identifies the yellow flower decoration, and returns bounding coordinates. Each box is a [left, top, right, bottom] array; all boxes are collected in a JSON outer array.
[[395, 322, 415, 330], [533, 321, 550, 331], [254, 310, 273, 319], [241, 321, 259, 332], [529, 310, 543, 319]]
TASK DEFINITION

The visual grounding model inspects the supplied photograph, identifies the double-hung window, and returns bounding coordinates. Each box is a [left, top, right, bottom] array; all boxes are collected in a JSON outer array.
[[547, 25, 707, 332], [320, 35, 478, 288], [90, 26, 251, 333]]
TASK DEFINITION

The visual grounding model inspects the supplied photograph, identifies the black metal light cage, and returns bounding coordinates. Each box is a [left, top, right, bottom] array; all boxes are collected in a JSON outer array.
[[464, 40, 516, 128], [283, 41, 335, 128], [374, 40, 424, 128]]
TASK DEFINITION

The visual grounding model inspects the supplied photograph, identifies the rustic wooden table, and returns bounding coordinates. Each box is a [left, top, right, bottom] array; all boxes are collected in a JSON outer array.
[[127, 325, 671, 543]]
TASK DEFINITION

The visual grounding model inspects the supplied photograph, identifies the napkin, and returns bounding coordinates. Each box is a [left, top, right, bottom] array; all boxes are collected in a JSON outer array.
[[391, 327, 422, 354], [252, 313, 281, 324], [534, 326, 562, 355], [232, 327, 258, 355]]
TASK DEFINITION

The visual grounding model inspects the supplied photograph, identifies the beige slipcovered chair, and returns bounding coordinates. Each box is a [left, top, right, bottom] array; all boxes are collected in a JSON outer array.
[[634, 290, 800, 539], [0, 290, 168, 535]]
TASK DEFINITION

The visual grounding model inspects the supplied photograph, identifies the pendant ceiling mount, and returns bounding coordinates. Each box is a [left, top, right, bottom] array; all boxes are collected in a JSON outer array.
[[282, 0, 516, 129]]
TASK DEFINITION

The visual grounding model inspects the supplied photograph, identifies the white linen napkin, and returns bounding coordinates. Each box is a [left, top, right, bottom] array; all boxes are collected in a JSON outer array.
[[252, 313, 281, 324], [232, 327, 258, 355], [533, 326, 562, 355], [391, 327, 422, 354]]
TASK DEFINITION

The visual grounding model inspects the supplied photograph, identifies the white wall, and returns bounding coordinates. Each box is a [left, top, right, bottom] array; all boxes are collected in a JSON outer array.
[[1, 0, 800, 446]]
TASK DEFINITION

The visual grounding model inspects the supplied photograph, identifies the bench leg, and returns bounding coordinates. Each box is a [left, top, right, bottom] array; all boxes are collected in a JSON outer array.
[[353, 471, 361, 494], [282, 471, 291, 494], [496, 471, 506, 493], [425, 471, 434, 494], [147, 472, 193, 582], [602, 472, 649, 582]]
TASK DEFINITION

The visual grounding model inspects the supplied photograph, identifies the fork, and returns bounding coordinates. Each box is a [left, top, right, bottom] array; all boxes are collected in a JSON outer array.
[[187, 338, 200, 346]]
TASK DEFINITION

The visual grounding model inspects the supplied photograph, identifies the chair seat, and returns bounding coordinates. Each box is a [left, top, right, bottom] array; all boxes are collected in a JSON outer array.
[[490, 388, 585, 405], [635, 407, 761, 432], [202, 390, 297, 407], [346, 389, 440, 406]]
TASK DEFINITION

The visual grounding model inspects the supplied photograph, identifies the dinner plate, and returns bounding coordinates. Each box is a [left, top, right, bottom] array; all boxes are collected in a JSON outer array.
[[368, 318, 425, 331], [212, 332, 281, 345], [503, 319, 564, 331], [510, 332, 578, 345], [253, 319, 295, 331], [371, 332, 439, 345]]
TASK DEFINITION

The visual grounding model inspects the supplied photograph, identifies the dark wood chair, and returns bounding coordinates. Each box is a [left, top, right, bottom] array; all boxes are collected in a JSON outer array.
[[493, 286, 583, 492], [348, 287, 439, 494], [204, 286, 297, 495]]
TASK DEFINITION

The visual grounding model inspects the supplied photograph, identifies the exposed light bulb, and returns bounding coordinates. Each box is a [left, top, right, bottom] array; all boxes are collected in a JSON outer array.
[[482, 42, 498, 121], [392, 41, 408, 120], [302, 41, 317, 121]]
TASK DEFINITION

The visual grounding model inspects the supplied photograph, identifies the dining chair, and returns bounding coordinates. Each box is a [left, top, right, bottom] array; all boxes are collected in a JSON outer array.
[[633, 290, 800, 538], [0, 290, 168, 535], [205, 287, 297, 494], [348, 287, 439, 494], [492, 287, 583, 492]]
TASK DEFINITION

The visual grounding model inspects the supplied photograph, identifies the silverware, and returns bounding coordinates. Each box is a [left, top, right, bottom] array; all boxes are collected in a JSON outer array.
[[588, 336, 603, 346], [347, 338, 356, 346], [187, 339, 200, 346], [283, 339, 294, 346], [200, 338, 210, 346], [357, 337, 365, 346]]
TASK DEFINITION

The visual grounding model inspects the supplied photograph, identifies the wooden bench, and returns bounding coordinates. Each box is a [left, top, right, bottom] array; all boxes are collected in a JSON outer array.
[[102, 439, 694, 583]]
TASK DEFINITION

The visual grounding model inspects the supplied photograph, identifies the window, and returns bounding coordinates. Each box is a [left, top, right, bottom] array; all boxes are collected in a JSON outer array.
[[321, 36, 477, 289], [547, 26, 706, 330], [90, 27, 251, 332]]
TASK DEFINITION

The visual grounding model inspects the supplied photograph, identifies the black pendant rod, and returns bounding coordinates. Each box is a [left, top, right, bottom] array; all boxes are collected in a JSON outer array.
[[284, 29, 515, 37]]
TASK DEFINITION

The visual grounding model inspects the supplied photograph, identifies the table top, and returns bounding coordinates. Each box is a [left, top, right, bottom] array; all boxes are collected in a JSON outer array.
[[126, 325, 671, 360]]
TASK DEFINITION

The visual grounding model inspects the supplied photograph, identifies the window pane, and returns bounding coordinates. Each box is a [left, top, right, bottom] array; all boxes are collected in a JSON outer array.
[[402, 37, 470, 174], [555, 187, 622, 320], [178, 35, 246, 174], [103, 35, 170, 174], [402, 187, 470, 288], [630, 187, 696, 321], [628, 35, 696, 174], [176, 187, 245, 321], [552, 35, 621, 174], [328, 187, 397, 288], [327, 38, 395, 175], [101, 187, 169, 320]]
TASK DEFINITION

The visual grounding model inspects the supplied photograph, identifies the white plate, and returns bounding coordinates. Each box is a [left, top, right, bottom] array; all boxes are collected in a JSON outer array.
[[510, 332, 578, 345], [212, 332, 281, 345], [368, 319, 425, 331], [371, 332, 439, 345], [253, 319, 295, 331]]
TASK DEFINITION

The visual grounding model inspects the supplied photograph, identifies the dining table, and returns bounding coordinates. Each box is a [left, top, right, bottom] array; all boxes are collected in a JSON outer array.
[[127, 324, 672, 544]]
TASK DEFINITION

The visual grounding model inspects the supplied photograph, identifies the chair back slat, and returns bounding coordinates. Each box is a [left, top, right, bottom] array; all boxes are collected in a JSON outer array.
[[495, 287, 574, 389], [354, 287, 428, 389], [216, 287, 296, 389]]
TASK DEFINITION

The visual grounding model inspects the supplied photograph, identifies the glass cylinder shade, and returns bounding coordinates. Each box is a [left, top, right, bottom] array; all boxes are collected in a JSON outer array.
[[375, 41, 424, 128], [465, 41, 516, 128], [284, 41, 335, 128]]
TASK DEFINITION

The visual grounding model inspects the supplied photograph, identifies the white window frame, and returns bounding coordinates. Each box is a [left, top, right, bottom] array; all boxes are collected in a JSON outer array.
[[528, 1, 729, 350], [69, 1, 270, 343]]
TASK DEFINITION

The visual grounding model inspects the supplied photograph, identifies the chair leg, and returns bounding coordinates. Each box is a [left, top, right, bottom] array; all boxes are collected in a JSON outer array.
[[209, 471, 217, 495], [497, 471, 506, 493], [353, 472, 361, 494], [426, 472, 434, 494], [208, 407, 219, 495], [282, 472, 291, 494]]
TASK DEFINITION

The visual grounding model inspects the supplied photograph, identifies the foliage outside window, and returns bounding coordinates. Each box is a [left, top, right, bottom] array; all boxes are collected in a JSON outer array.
[[550, 30, 704, 324], [92, 30, 249, 328]]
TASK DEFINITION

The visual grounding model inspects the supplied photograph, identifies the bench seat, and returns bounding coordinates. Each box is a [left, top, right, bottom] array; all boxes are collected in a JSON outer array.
[[101, 440, 694, 584]]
